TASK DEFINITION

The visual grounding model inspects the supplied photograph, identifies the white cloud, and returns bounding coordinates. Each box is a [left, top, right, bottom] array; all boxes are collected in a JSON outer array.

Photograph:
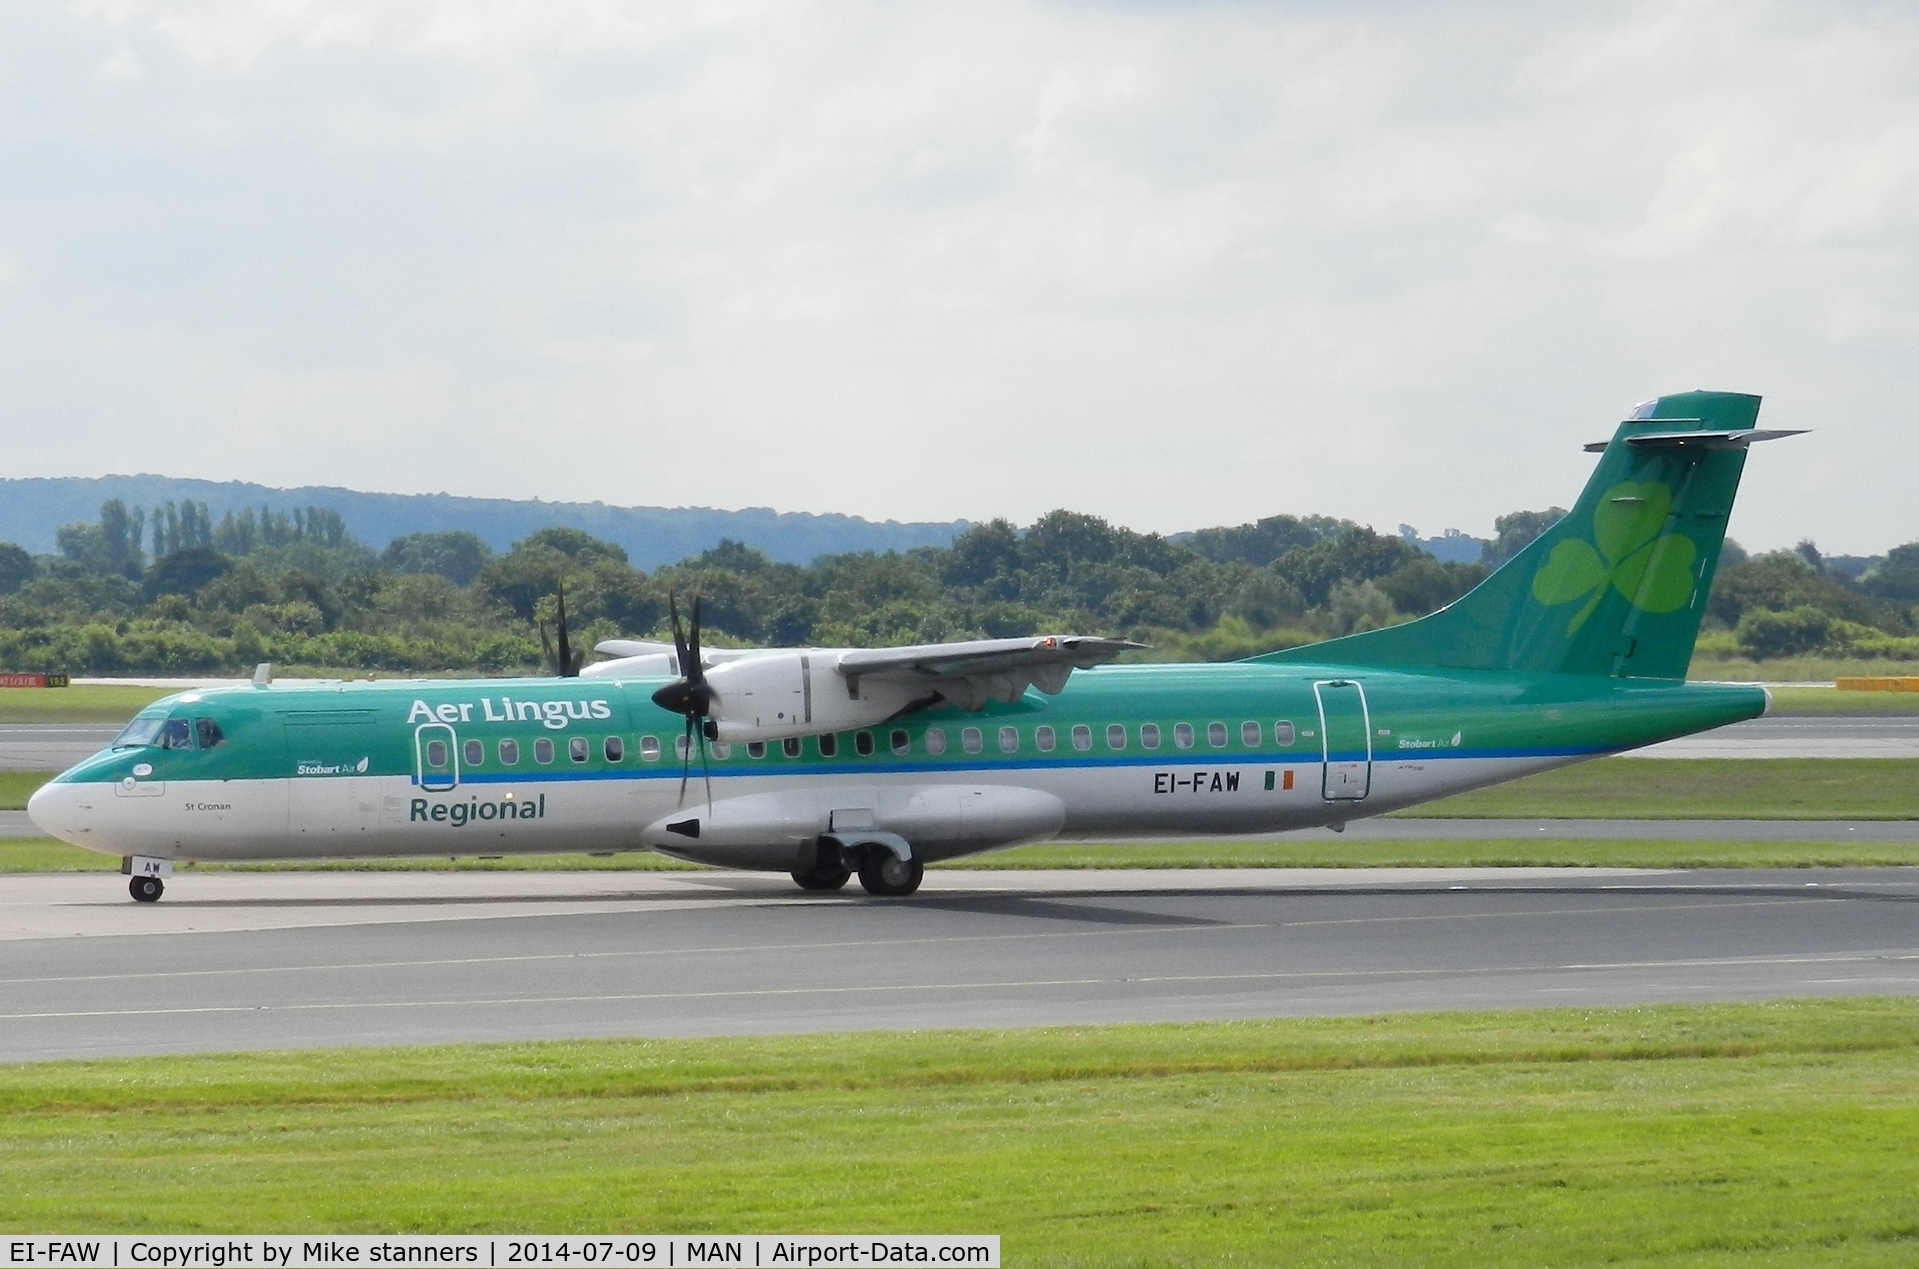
[[1, 0, 1916, 552]]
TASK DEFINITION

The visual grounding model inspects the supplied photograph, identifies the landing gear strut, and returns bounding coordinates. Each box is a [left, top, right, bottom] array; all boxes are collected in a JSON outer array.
[[857, 852, 924, 897], [790, 863, 852, 891], [129, 875, 164, 903], [791, 842, 853, 892]]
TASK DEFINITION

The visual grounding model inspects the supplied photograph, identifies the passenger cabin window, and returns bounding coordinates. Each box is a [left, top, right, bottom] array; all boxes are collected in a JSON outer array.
[[195, 718, 225, 750], [747, 741, 766, 759], [855, 731, 875, 757], [534, 737, 554, 764], [783, 737, 803, 758], [1071, 725, 1092, 751], [962, 727, 983, 755], [676, 734, 692, 761], [425, 740, 449, 768], [604, 736, 624, 762], [1274, 721, 1295, 746], [1174, 723, 1194, 749], [499, 739, 519, 765], [1106, 724, 1127, 750], [1241, 721, 1262, 747], [1036, 725, 1056, 752], [924, 728, 946, 756], [712, 741, 731, 760], [1140, 723, 1161, 750], [890, 729, 910, 756], [464, 740, 484, 766], [1207, 722, 1228, 747], [158, 719, 192, 750], [998, 726, 1019, 753], [569, 736, 589, 763], [639, 736, 660, 761], [818, 734, 838, 758]]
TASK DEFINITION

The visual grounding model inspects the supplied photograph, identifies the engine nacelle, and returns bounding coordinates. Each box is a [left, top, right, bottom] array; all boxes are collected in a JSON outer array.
[[703, 650, 925, 742]]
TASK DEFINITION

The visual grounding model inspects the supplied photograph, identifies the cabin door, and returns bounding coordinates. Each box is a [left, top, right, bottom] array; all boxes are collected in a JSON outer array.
[[414, 722, 459, 792], [1314, 680, 1372, 801], [286, 713, 380, 839]]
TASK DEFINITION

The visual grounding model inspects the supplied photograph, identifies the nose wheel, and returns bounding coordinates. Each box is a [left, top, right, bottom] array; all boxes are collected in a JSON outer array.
[[129, 876, 164, 903]]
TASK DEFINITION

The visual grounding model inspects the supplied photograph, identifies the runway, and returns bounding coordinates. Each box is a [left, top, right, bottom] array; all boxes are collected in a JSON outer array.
[[2, 866, 1915, 1063], [1628, 714, 1919, 758], [0, 725, 121, 772]]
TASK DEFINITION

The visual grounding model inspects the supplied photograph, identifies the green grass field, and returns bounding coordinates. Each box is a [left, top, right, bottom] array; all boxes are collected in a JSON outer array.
[[1405, 757, 1919, 819], [1757, 685, 1919, 714], [0, 684, 173, 723], [2, 1000, 1915, 1264], [1689, 653, 1919, 682], [0, 771, 46, 809]]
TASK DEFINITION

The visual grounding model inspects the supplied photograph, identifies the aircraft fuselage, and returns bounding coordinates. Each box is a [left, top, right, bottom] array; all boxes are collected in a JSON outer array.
[[27, 660, 1766, 871]]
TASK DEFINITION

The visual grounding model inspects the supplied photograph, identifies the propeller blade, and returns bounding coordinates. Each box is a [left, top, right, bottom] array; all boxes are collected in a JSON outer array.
[[657, 588, 716, 810], [688, 591, 703, 682], [698, 721, 713, 811], [676, 715, 693, 807], [554, 578, 578, 678]]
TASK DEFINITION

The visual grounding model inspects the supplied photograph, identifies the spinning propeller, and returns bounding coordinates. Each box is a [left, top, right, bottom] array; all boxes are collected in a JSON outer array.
[[538, 578, 585, 678], [650, 592, 714, 807]]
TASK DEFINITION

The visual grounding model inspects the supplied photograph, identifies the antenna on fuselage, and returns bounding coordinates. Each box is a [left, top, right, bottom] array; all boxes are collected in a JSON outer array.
[[251, 662, 272, 688]]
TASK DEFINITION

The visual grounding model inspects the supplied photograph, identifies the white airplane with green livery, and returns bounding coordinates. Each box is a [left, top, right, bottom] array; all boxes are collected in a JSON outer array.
[[30, 392, 1799, 902]]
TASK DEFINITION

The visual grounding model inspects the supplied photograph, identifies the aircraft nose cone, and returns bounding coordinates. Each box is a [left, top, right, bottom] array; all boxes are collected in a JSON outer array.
[[26, 779, 78, 843]]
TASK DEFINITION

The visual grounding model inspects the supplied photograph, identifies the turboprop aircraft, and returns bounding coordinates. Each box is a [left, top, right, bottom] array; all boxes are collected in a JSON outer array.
[[30, 391, 1799, 902]]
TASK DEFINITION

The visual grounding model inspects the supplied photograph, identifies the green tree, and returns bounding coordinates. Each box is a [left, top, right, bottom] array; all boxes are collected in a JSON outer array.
[[1481, 507, 1567, 567], [0, 543, 36, 594], [384, 531, 494, 586]]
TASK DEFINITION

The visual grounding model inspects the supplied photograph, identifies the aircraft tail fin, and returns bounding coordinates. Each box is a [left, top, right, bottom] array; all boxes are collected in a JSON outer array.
[[1251, 391, 1792, 680]]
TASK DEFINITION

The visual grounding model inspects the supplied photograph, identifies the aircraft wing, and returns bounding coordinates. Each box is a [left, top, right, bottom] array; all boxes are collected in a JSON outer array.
[[836, 635, 1144, 710]]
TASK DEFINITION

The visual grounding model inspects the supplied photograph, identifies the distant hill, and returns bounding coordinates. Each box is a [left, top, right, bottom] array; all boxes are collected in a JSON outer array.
[[0, 475, 967, 570]]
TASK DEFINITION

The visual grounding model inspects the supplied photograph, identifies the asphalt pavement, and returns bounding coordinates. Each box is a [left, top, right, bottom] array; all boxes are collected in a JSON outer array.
[[1628, 714, 1919, 758], [2, 866, 1915, 1062], [0, 725, 121, 773]]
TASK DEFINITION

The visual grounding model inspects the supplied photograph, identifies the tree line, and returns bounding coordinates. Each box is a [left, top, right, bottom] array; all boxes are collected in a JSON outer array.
[[0, 498, 1914, 674]]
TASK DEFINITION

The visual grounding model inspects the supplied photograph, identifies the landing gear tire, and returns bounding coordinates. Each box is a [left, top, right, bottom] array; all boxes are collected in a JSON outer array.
[[129, 876, 164, 903], [791, 865, 852, 891], [857, 853, 924, 897]]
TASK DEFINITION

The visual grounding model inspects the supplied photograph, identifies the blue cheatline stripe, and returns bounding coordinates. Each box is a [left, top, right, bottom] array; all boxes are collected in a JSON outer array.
[[415, 743, 1611, 788]]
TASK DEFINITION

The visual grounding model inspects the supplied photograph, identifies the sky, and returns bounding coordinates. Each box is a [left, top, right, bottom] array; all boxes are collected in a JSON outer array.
[[1, 1, 1916, 554]]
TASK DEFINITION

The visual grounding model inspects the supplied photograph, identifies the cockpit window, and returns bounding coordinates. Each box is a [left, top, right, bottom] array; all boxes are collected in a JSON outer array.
[[158, 719, 193, 750], [112, 717, 167, 749], [195, 718, 225, 750]]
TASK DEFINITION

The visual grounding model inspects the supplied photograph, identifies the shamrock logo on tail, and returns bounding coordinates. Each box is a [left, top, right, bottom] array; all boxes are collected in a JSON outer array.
[[1530, 482, 1698, 634]]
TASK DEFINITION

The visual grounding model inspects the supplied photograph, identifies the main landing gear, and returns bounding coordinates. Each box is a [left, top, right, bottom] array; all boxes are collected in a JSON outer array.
[[790, 842, 924, 896], [790, 862, 852, 891], [129, 875, 164, 903], [857, 853, 924, 897]]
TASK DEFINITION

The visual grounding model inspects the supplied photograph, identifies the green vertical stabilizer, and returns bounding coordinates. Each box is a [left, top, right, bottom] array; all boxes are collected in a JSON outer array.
[[1252, 391, 1769, 680]]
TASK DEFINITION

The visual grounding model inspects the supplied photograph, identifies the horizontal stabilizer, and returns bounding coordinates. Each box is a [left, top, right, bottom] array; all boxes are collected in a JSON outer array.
[[1583, 428, 1806, 453]]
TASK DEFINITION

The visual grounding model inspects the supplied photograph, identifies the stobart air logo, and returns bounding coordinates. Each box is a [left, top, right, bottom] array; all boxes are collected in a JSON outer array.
[[1531, 481, 1697, 633]]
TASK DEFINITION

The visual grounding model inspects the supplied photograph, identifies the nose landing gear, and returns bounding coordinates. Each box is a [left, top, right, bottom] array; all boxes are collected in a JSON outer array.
[[122, 855, 172, 902]]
